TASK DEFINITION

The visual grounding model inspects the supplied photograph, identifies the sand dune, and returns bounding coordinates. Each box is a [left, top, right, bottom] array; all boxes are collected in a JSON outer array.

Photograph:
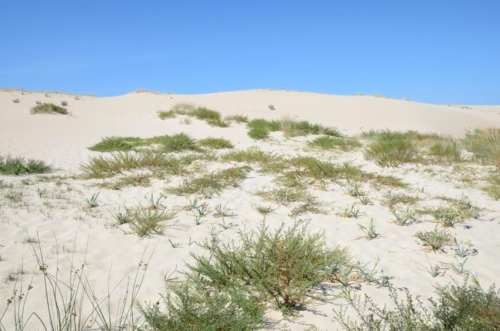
[[0, 89, 499, 330]]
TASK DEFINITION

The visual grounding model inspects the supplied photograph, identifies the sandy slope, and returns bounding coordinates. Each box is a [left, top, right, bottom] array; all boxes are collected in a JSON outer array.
[[0, 89, 499, 330]]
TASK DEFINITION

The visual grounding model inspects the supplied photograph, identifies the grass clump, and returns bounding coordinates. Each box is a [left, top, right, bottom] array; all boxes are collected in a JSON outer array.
[[334, 277, 500, 331], [188, 107, 221, 121], [462, 128, 500, 167], [247, 117, 341, 140], [157, 110, 176, 120], [363, 130, 421, 167], [80, 151, 193, 179], [0, 155, 52, 175], [167, 166, 250, 196], [198, 137, 234, 149], [88, 133, 200, 153], [126, 206, 177, 237], [30, 103, 68, 115], [309, 136, 361, 151], [185, 219, 352, 316], [88, 136, 143, 152], [170, 102, 196, 114], [225, 114, 249, 123], [148, 133, 200, 153]]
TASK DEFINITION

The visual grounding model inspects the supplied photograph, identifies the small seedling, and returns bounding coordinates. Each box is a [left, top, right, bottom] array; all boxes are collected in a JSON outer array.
[[110, 208, 130, 224], [391, 207, 417, 226], [337, 204, 361, 218], [195, 204, 210, 217], [424, 254, 444, 278], [453, 237, 477, 257], [255, 204, 276, 215], [358, 195, 371, 205], [214, 202, 236, 218], [449, 256, 468, 274], [344, 182, 364, 197], [168, 238, 180, 248], [86, 191, 100, 208], [217, 218, 236, 230], [188, 196, 199, 209], [145, 193, 165, 210], [202, 188, 214, 199], [358, 219, 378, 239]]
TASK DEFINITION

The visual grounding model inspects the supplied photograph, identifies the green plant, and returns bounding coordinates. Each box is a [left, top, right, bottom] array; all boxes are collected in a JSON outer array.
[[61, 100, 68, 106], [171, 102, 196, 114], [390, 207, 417, 226], [157, 110, 176, 120], [0, 155, 52, 175], [462, 127, 500, 167], [86, 191, 100, 208], [198, 137, 234, 149], [88, 136, 143, 152], [225, 114, 248, 123], [423, 253, 444, 278], [185, 219, 352, 316], [254, 204, 276, 215], [138, 281, 265, 331], [248, 126, 269, 140], [337, 204, 361, 218], [12, 98, 20, 103], [415, 226, 452, 252], [188, 107, 221, 121], [334, 275, 500, 330], [358, 219, 378, 239], [363, 130, 421, 167], [453, 237, 477, 257], [432, 205, 462, 227], [126, 206, 177, 237], [110, 208, 130, 224], [30, 103, 68, 115], [144, 193, 165, 210], [309, 136, 361, 151]]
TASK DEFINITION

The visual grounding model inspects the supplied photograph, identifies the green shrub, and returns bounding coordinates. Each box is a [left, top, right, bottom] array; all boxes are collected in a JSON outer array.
[[198, 137, 234, 149], [157, 110, 176, 120], [30, 103, 68, 115], [428, 140, 462, 164], [139, 282, 265, 331], [0, 155, 51, 175], [186, 219, 352, 316], [248, 127, 269, 140], [334, 277, 500, 331]]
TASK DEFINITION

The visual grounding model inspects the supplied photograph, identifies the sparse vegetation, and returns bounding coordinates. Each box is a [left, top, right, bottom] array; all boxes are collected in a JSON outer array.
[[309, 136, 361, 151], [463, 127, 500, 167], [30, 103, 68, 115], [247, 117, 342, 140], [157, 110, 176, 120], [125, 206, 177, 237], [415, 226, 452, 252]]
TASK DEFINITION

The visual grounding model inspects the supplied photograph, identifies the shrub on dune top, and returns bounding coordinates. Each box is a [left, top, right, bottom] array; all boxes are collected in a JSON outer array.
[[30, 103, 68, 115]]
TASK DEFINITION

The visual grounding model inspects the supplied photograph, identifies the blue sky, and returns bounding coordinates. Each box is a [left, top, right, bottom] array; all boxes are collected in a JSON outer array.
[[1, 1, 498, 104]]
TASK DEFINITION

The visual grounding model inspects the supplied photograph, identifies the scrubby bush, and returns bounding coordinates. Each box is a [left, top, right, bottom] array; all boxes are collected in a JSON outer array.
[[30, 103, 68, 115]]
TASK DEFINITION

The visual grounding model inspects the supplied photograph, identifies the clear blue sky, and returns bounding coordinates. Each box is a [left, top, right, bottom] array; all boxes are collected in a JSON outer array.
[[1, 1, 498, 104]]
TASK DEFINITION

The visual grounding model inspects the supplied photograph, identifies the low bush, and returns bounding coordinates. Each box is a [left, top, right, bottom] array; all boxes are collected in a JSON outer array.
[[30, 103, 68, 115], [334, 276, 500, 331], [0, 155, 52, 175]]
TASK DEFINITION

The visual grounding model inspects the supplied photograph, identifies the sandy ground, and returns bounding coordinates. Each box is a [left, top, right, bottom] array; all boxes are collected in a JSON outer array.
[[0, 89, 499, 330]]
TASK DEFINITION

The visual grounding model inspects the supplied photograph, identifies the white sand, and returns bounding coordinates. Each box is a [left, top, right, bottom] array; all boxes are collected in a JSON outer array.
[[0, 89, 499, 330]]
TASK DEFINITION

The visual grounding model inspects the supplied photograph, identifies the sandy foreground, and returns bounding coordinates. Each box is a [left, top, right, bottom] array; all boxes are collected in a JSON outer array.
[[0, 89, 499, 330]]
